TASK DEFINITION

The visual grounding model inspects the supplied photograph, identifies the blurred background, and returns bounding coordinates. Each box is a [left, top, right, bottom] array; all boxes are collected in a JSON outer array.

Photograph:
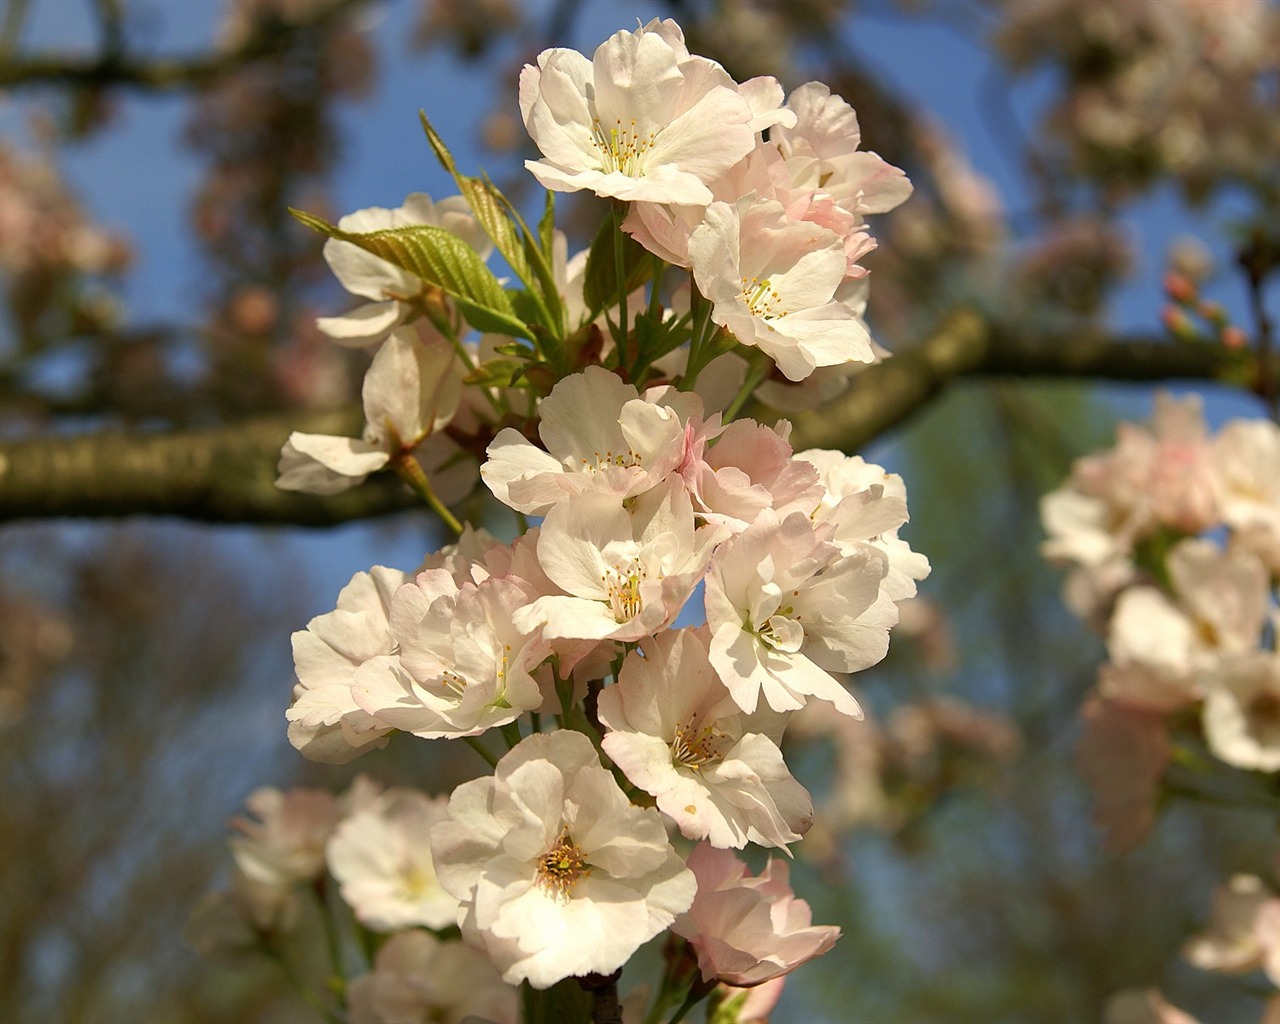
[[2, 1, 1278, 1021]]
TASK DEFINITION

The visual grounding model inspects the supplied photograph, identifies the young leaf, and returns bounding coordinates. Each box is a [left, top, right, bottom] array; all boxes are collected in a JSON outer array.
[[290, 208, 532, 340], [581, 214, 652, 319]]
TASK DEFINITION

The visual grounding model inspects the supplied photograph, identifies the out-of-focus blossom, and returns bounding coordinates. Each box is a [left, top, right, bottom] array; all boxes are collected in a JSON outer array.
[[229, 784, 345, 891], [672, 843, 839, 987], [1041, 391, 1217, 616], [1202, 653, 1280, 772], [326, 789, 459, 931], [346, 929, 517, 1024], [994, 0, 1280, 202], [1102, 988, 1201, 1024], [1183, 873, 1272, 974], [1075, 695, 1170, 852], [0, 142, 130, 278], [1212, 419, 1280, 573]]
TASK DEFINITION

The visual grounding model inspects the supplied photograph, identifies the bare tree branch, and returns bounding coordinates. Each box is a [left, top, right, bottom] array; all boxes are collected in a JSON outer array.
[[786, 309, 1257, 451], [0, 407, 424, 525], [0, 311, 1260, 526], [0, 0, 369, 90]]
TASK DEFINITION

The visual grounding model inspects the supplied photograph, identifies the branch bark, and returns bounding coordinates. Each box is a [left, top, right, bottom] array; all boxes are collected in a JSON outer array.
[[0, 0, 368, 91], [0, 311, 1262, 526], [0, 407, 422, 525]]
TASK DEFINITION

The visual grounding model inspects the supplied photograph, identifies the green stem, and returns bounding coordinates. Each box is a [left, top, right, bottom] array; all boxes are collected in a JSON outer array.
[[312, 877, 344, 985], [465, 735, 499, 768], [723, 351, 770, 422], [264, 947, 343, 1024], [500, 721, 523, 750], [614, 200, 631, 368], [392, 453, 464, 535], [665, 987, 704, 1024]]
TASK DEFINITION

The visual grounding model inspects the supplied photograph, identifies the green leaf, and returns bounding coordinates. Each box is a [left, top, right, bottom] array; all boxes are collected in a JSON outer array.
[[290, 208, 532, 340], [422, 114, 534, 284], [464, 358, 526, 389], [538, 190, 556, 262], [581, 213, 652, 319], [420, 114, 567, 340]]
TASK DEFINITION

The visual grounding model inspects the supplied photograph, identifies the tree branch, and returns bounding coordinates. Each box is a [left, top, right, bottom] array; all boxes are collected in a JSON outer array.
[[0, 311, 1262, 526], [0, 0, 368, 91], [0, 407, 423, 525], [786, 309, 1258, 451]]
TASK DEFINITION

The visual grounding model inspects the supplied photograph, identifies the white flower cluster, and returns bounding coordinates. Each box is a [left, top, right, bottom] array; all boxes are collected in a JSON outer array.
[[204, 17, 928, 1021], [1042, 392, 1280, 850]]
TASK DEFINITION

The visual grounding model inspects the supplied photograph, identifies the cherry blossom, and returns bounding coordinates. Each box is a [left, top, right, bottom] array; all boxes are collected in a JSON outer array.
[[598, 629, 812, 850], [346, 929, 517, 1024], [286, 566, 406, 762], [796, 448, 931, 603], [672, 843, 839, 987], [1183, 873, 1274, 975], [515, 481, 720, 643], [1202, 653, 1280, 772], [519, 19, 762, 204], [430, 731, 695, 988], [326, 788, 459, 931], [688, 193, 875, 381], [352, 572, 549, 740], [482, 365, 701, 516], [704, 509, 893, 716], [276, 326, 465, 496]]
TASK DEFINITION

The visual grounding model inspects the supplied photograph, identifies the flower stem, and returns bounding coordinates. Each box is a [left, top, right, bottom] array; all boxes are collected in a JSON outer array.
[[392, 452, 464, 535], [465, 735, 499, 768], [613, 200, 631, 367], [723, 350, 770, 422]]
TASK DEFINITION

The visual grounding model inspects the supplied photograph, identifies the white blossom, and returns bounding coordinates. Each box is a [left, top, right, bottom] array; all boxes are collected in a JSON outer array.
[[430, 731, 695, 988]]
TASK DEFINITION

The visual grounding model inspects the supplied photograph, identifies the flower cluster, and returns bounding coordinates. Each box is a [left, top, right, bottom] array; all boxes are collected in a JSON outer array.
[[196, 18, 926, 1023], [994, 0, 1280, 202], [1043, 392, 1280, 849]]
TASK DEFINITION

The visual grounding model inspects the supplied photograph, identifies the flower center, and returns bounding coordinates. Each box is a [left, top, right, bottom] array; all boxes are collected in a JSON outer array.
[[441, 668, 468, 697], [670, 718, 726, 771], [754, 603, 803, 653], [590, 117, 656, 177], [536, 828, 589, 899], [741, 276, 787, 321], [602, 560, 649, 623], [580, 447, 643, 472]]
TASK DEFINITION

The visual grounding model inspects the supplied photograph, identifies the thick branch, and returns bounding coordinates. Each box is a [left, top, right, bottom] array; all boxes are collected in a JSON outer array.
[[0, 0, 367, 90], [787, 309, 1258, 451], [0, 407, 423, 525], [0, 312, 1263, 526]]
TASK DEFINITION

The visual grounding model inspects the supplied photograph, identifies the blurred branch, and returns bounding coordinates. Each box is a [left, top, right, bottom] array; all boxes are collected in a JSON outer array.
[[0, 406, 427, 525], [0, 0, 368, 90], [787, 308, 1258, 451], [0, 310, 1263, 526]]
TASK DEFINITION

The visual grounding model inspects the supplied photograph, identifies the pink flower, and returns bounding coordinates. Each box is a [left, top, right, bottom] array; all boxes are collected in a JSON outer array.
[[672, 843, 839, 986]]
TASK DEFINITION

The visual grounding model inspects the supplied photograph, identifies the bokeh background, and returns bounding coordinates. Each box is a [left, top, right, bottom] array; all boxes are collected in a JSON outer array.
[[2, 1, 1278, 1021]]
